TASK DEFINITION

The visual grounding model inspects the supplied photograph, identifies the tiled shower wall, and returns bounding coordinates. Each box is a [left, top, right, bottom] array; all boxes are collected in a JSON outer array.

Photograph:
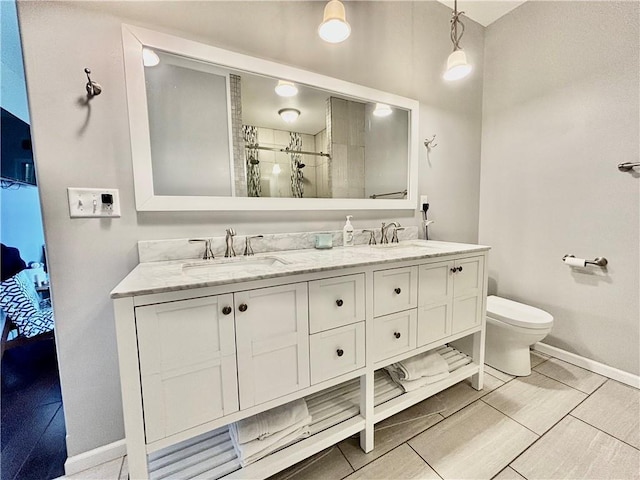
[[229, 74, 247, 197], [329, 97, 366, 198]]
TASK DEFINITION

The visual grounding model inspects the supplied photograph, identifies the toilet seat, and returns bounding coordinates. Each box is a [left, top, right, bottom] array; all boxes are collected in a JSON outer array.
[[487, 295, 553, 330]]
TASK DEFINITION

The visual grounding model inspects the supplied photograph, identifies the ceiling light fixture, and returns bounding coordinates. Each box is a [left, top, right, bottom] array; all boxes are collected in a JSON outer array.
[[443, 0, 472, 81], [142, 47, 160, 67], [373, 103, 393, 117], [318, 0, 351, 44], [278, 108, 301, 123], [272, 164, 282, 175], [275, 80, 298, 97]]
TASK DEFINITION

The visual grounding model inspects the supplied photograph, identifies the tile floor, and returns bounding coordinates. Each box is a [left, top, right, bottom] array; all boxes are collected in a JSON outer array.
[[61, 351, 640, 480]]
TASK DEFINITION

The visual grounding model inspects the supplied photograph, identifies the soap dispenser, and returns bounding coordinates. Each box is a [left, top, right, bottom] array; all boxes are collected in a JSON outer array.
[[343, 215, 354, 247]]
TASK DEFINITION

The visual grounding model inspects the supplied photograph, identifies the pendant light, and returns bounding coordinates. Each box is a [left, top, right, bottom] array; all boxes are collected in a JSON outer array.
[[275, 80, 298, 97], [142, 48, 160, 67], [278, 108, 301, 123], [443, 0, 472, 81], [318, 0, 351, 44], [373, 103, 393, 117]]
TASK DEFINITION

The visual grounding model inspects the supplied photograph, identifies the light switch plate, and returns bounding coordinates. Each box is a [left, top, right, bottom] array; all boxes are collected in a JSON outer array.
[[67, 187, 121, 218]]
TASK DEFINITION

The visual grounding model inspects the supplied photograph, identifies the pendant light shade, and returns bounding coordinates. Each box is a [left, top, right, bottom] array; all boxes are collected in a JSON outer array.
[[278, 108, 301, 123], [373, 103, 393, 117], [318, 0, 351, 44], [443, 49, 472, 81], [443, 0, 471, 81], [142, 48, 160, 67]]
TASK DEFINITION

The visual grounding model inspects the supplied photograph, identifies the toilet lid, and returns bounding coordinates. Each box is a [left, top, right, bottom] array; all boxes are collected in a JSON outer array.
[[487, 296, 554, 329]]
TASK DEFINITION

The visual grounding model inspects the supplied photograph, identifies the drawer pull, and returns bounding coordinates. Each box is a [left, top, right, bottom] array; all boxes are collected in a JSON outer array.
[[394, 287, 401, 295], [336, 299, 344, 307], [336, 348, 344, 357], [238, 303, 248, 312], [450, 267, 457, 273], [457, 266, 463, 272], [222, 306, 232, 315], [394, 331, 401, 339]]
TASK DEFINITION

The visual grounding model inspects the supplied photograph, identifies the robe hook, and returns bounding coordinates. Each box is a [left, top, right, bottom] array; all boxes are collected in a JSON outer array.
[[84, 68, 102, 97], [424, 135, 438, 149]]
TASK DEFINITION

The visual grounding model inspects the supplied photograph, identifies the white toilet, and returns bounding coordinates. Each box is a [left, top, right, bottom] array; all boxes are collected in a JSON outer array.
[[485, 295, 554, 376]]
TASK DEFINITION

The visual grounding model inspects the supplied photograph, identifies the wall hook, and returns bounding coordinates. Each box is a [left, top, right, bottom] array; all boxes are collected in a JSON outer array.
[[424, 135, 438, 150], [84, 68, 102, 98]]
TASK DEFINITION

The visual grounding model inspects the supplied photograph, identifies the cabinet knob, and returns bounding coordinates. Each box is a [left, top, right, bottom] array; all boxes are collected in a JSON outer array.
[[238, 303, 248, 312], [336, 299, 344, 307], [394, 287, 401, 295], [457, 266, 463, 272], [336, 348, 344, 357], [450, 267, 457, 273], [394, 331, 401, 339], [222, 306, 232, 315]]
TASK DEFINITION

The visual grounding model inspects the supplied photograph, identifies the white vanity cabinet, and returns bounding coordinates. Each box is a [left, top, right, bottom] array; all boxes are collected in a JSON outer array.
[[235, 282, 310, 409], [112, 242, 489, 480], [135, 294, 239, 443]]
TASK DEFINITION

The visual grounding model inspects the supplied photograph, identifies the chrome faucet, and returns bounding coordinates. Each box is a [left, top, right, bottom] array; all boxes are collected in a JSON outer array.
[[189, 238, 214, 260], [224, 228, 236, 257], [380, 222, 401, 244], [391, 226, 405, 243], [363, 229, 377, 245], [244, 235, 264, 256]]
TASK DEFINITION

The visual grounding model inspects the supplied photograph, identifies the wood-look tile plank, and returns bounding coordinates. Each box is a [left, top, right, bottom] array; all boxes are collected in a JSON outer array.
[[119, 456, 128, 480], [529, 350, 549, 368], [512, 416, 640, 479], [344, 444, 440, 480], [484, 365, 515, 383], [482, 371, 587, 435], [64, 457, 125, 480], [0, 402, 61, 480], [409, 401, 537, 480], [571, 380, 640, 448], [423, 372, 504, 418], [14, 404, 67, 480], [267, 446, 353, 480], [338, 399, 444, 470], [533, 358, 607, 394], [492, 466, 526, 480]]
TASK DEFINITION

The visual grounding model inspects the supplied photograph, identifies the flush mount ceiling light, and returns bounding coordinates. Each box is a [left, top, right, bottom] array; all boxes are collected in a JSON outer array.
[[318, 0, 351, 44], [142, 47, 160, 67], [278, 108, 301, 123], [373, 103, 393, 117], [275, 80, 298, 97], [443, 0, 472, 81]]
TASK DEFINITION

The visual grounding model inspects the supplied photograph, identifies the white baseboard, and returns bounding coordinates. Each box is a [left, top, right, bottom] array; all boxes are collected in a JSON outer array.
[[533, 342, 640, 389], [64, 439, 126, 476]]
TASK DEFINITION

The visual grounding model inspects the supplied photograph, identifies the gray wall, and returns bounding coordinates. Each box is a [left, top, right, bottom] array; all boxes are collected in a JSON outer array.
[[17, 1, 484, 456], [479, 1, 640, 375]]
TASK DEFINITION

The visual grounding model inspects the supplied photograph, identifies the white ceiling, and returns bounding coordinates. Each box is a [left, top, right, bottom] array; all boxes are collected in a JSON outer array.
[[436, 0, 527, 27]]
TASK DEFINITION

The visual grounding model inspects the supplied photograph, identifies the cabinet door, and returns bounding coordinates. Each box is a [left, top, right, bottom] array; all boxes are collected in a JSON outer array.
[[310, 322, 365, 384], [373, 266, 418, 317], [235, 283, 310, 409], [136, 295, 238, 443], [417, 260, 454, 346], [309, 274, 365, 333], [452, 256, 484, 334], [373, 310, 417, 363]]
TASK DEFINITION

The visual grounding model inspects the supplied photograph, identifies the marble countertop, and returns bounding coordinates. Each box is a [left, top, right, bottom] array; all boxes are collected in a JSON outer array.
[[110, 240, 490, 299]]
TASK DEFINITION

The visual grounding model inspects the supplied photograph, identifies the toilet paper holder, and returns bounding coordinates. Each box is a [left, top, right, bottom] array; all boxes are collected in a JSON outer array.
[[563, 255, 608, 267]]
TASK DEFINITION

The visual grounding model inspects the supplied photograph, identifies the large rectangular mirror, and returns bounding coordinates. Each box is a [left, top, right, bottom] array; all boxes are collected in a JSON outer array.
[[122, 25, 419, 211]]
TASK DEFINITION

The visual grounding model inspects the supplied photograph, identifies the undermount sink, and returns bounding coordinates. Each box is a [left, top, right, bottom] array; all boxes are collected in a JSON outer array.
[[182, 256, 288, 273]]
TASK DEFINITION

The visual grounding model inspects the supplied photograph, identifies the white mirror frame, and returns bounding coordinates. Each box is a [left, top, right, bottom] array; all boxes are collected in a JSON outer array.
[[122, 24, 419, 211]]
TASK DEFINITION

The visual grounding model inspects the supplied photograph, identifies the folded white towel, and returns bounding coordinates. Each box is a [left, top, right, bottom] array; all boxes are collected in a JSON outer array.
[[386, 368, 449, 392], [392, 351, 449, 381], [230, 415, 312, 467], [229, 398, 309, 444]]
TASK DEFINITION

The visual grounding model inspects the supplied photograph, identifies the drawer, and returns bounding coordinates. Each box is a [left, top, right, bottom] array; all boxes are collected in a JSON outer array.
[[310, 322, 365, 384], [373, 310, 417, 363], [309, 274, 365, 333], [373, 266, 418, 317]]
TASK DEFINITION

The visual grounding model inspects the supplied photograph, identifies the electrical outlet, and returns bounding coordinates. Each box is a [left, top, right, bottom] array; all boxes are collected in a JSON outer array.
[[420, 195, 429, 211], [67, 188, 121, 218]]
